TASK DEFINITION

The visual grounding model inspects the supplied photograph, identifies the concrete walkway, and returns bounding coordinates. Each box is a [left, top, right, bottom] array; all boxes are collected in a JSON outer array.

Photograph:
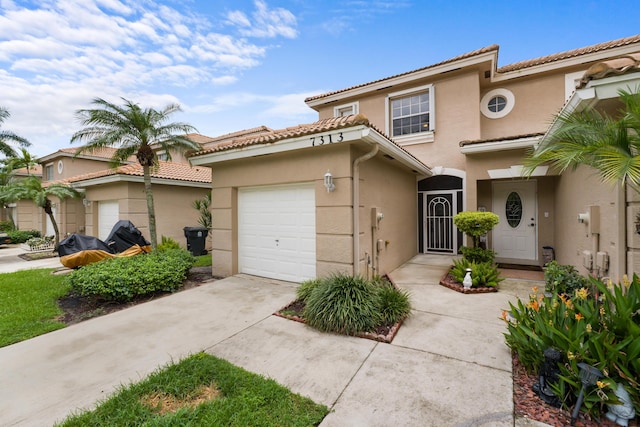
[[0, 245, 63, 273], [0, 253, 546, 426]]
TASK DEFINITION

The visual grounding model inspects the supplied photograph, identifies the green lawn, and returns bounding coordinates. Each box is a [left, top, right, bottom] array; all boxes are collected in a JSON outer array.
[[57, 352, 329, 426], [193, 253, 212, 267], [0, 268, 70, 347]]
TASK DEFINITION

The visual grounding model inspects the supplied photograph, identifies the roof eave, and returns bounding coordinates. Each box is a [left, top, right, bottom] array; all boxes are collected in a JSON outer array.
[[68, 174, 210, 188], [305, 51, 497, 108], [460, 135, 542, 154]]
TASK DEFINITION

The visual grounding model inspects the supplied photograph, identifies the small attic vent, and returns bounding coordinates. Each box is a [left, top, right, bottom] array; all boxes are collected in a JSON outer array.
[[484, 70, 491, 78]]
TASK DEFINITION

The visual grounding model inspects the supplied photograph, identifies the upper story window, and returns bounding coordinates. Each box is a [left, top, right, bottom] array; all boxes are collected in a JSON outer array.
[[44, 164, 53, 181], [333, 102, 359, 117], [480, 88, 515, 119], [386, 84, 435, 145], [157, 152, 169, 161]]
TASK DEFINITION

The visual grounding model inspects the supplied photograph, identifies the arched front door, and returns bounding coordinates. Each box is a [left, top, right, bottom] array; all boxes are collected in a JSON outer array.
[[418, 175, 463, 254]]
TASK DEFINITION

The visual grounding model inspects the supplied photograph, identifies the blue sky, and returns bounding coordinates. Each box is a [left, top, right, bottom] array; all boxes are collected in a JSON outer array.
[[0, 0, 638, 157]]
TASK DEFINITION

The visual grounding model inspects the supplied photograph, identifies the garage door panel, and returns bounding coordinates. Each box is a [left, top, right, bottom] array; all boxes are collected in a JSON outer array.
[[238, 184, 316, 282]]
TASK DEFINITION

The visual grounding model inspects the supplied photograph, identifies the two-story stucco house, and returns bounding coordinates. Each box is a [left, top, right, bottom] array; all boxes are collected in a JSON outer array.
[[8, 139, 213, 246], [191, 34, 640, 283]]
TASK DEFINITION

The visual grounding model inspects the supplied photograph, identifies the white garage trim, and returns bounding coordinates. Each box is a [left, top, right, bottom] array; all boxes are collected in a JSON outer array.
[[238, 183, 316, 282], [98, 200, 119, 240]]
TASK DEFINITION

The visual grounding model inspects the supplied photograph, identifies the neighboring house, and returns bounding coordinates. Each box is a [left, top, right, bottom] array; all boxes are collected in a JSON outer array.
[[0, 164, 42, 229], [10, 137, 212, 247], [192, 34, 640, 282]]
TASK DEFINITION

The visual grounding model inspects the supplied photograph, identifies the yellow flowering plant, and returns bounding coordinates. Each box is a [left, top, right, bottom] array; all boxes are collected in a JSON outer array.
[[503, 275, 640, 417]]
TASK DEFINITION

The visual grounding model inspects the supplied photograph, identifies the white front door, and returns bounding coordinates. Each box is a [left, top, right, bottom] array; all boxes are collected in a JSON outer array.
[[492, 180, 537, 261], [238, 183, 316, 282]]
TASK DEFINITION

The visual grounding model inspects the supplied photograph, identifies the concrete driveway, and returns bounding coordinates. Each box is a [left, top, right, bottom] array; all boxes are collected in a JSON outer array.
[[0, 253, 544, 426], [0, 245, 63, 274]]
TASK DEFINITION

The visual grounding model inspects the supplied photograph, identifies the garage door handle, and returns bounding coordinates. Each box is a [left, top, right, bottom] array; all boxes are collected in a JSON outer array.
[[275, 239, 279, 246]]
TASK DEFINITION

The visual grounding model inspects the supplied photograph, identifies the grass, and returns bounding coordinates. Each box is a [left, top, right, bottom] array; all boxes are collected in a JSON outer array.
[[56, 352, 329, 426], [0, 268, 70, 347], [193, 253, 212, 267]]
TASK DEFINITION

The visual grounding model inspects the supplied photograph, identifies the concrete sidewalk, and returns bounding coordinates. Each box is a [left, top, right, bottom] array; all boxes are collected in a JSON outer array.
[[0, 254, 544, 426], [0, 245, 63, 273]]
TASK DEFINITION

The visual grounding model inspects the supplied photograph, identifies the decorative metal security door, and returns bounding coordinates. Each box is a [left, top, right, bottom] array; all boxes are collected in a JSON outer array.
[[424, 192, 457, 253]]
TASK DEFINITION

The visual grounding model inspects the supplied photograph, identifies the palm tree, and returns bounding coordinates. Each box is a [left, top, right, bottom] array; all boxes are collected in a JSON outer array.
[[525, 89, 640, 187], [71, 97, 200, 250], [0, 107, 30, 158], [6, 148, 38, 175], [5, 176, 80, 247]]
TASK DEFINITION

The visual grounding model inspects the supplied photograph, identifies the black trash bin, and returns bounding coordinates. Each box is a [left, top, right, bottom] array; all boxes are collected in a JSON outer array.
[[183, 226, 208, 256]]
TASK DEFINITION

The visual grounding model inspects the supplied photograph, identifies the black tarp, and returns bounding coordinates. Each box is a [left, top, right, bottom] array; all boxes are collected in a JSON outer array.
[[105, 220, 151, 253], [57, 233, 114, 257]]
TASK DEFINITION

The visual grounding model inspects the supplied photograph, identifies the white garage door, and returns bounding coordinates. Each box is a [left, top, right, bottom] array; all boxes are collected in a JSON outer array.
[[98, 200, 119, 240], [238, 183, 316, 282]]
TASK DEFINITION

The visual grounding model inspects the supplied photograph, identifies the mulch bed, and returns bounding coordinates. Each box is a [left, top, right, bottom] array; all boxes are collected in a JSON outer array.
[[512, 354, 637, 427], [439, 271, 498, 294], [274, 299, 403, 343]]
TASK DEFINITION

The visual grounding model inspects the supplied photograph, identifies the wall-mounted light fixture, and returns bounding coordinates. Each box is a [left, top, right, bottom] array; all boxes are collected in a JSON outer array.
[[324, 170, 335, 192], [82, 198, 92, 207]]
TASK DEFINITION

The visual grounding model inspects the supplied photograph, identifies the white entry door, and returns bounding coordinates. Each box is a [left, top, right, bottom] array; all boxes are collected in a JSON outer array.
[[98, 200, 119, 240], [492, 181, 537, 261], [238, 183, 316, 282]]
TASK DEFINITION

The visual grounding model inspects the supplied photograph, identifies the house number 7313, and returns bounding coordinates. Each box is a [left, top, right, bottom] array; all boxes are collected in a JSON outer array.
[[310, 132, 343, 146]]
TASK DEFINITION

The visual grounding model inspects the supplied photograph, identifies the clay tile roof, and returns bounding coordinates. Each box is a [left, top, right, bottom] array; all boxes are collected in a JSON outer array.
[[498, 34, 640, 73], [184, 133, 216, 144], [459, 132, 545, 147], [578, 53, 640, 87], [11, 164, 42, 176], [191, 114, 372, 156], [305, 45, 499, 103], [58, 161, 211, 185]]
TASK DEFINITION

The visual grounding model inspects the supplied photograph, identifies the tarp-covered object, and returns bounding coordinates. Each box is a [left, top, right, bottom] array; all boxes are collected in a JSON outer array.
[[58, 233, 114, 269], [105, 220, 151, 253], [58, 221, 151, 268]]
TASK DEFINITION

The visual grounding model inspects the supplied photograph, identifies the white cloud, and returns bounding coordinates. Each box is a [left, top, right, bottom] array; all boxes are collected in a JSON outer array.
[[0, 0, 301, 157], [227, 0, 298, 39]]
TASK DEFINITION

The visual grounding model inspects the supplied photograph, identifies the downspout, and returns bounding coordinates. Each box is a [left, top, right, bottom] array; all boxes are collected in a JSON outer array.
[[353, 144, 379, 276]]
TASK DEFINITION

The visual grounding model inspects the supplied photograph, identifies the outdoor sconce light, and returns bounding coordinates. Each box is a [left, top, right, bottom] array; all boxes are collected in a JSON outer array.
[[82, 198, 91, 207], [324, 170, 335, 193], [571, 362, 603, 426]]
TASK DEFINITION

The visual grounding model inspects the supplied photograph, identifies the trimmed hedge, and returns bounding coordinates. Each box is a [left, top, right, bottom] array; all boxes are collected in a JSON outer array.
[[67, 249, 195, 302]]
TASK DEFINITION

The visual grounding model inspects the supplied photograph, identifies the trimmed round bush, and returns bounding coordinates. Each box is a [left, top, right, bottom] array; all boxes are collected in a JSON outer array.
[[303, 274, 381, 335], [67, 249, 195, 302]]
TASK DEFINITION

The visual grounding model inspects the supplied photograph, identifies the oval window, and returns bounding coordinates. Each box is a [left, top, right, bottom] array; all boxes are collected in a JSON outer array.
[[506, 192, 522, 228]]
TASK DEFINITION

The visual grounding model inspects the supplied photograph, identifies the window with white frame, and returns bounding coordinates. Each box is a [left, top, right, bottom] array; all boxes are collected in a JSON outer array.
[[333, 102, 359, 117], [157, 151, 169, 161], [44, 164, 53, 181], [386, 84, 435, 143], [480, 88, 515, 119]]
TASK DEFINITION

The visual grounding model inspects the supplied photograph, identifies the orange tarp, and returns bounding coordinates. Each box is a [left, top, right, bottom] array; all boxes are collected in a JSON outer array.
[[60, 244, 151, 269]]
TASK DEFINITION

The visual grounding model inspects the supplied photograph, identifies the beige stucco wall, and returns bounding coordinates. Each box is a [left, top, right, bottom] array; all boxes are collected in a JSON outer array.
[[480, 73, 565, 140], [203, 140, 420, 280], [42, 156, 113, 182], [553, 165, 622, 278], [358, 154, 418, 276], [84, 181, 209, 247]]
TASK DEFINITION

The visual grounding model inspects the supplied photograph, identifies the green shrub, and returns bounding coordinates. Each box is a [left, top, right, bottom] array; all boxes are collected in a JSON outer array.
[[453, 211, 499, 247], [303, 274, 381, 335], [67, 249, 195, 302], [377, 285, 411, 325], [450, 258, 503, 288], [503, 276, 640, 418], [7, 229, 41, 243], [157, 235, 181, 251], [543, 260, 587, 295], [0, 220, 14, 232], [459, 246, 496, 263], [296, 278, 321, 302]]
